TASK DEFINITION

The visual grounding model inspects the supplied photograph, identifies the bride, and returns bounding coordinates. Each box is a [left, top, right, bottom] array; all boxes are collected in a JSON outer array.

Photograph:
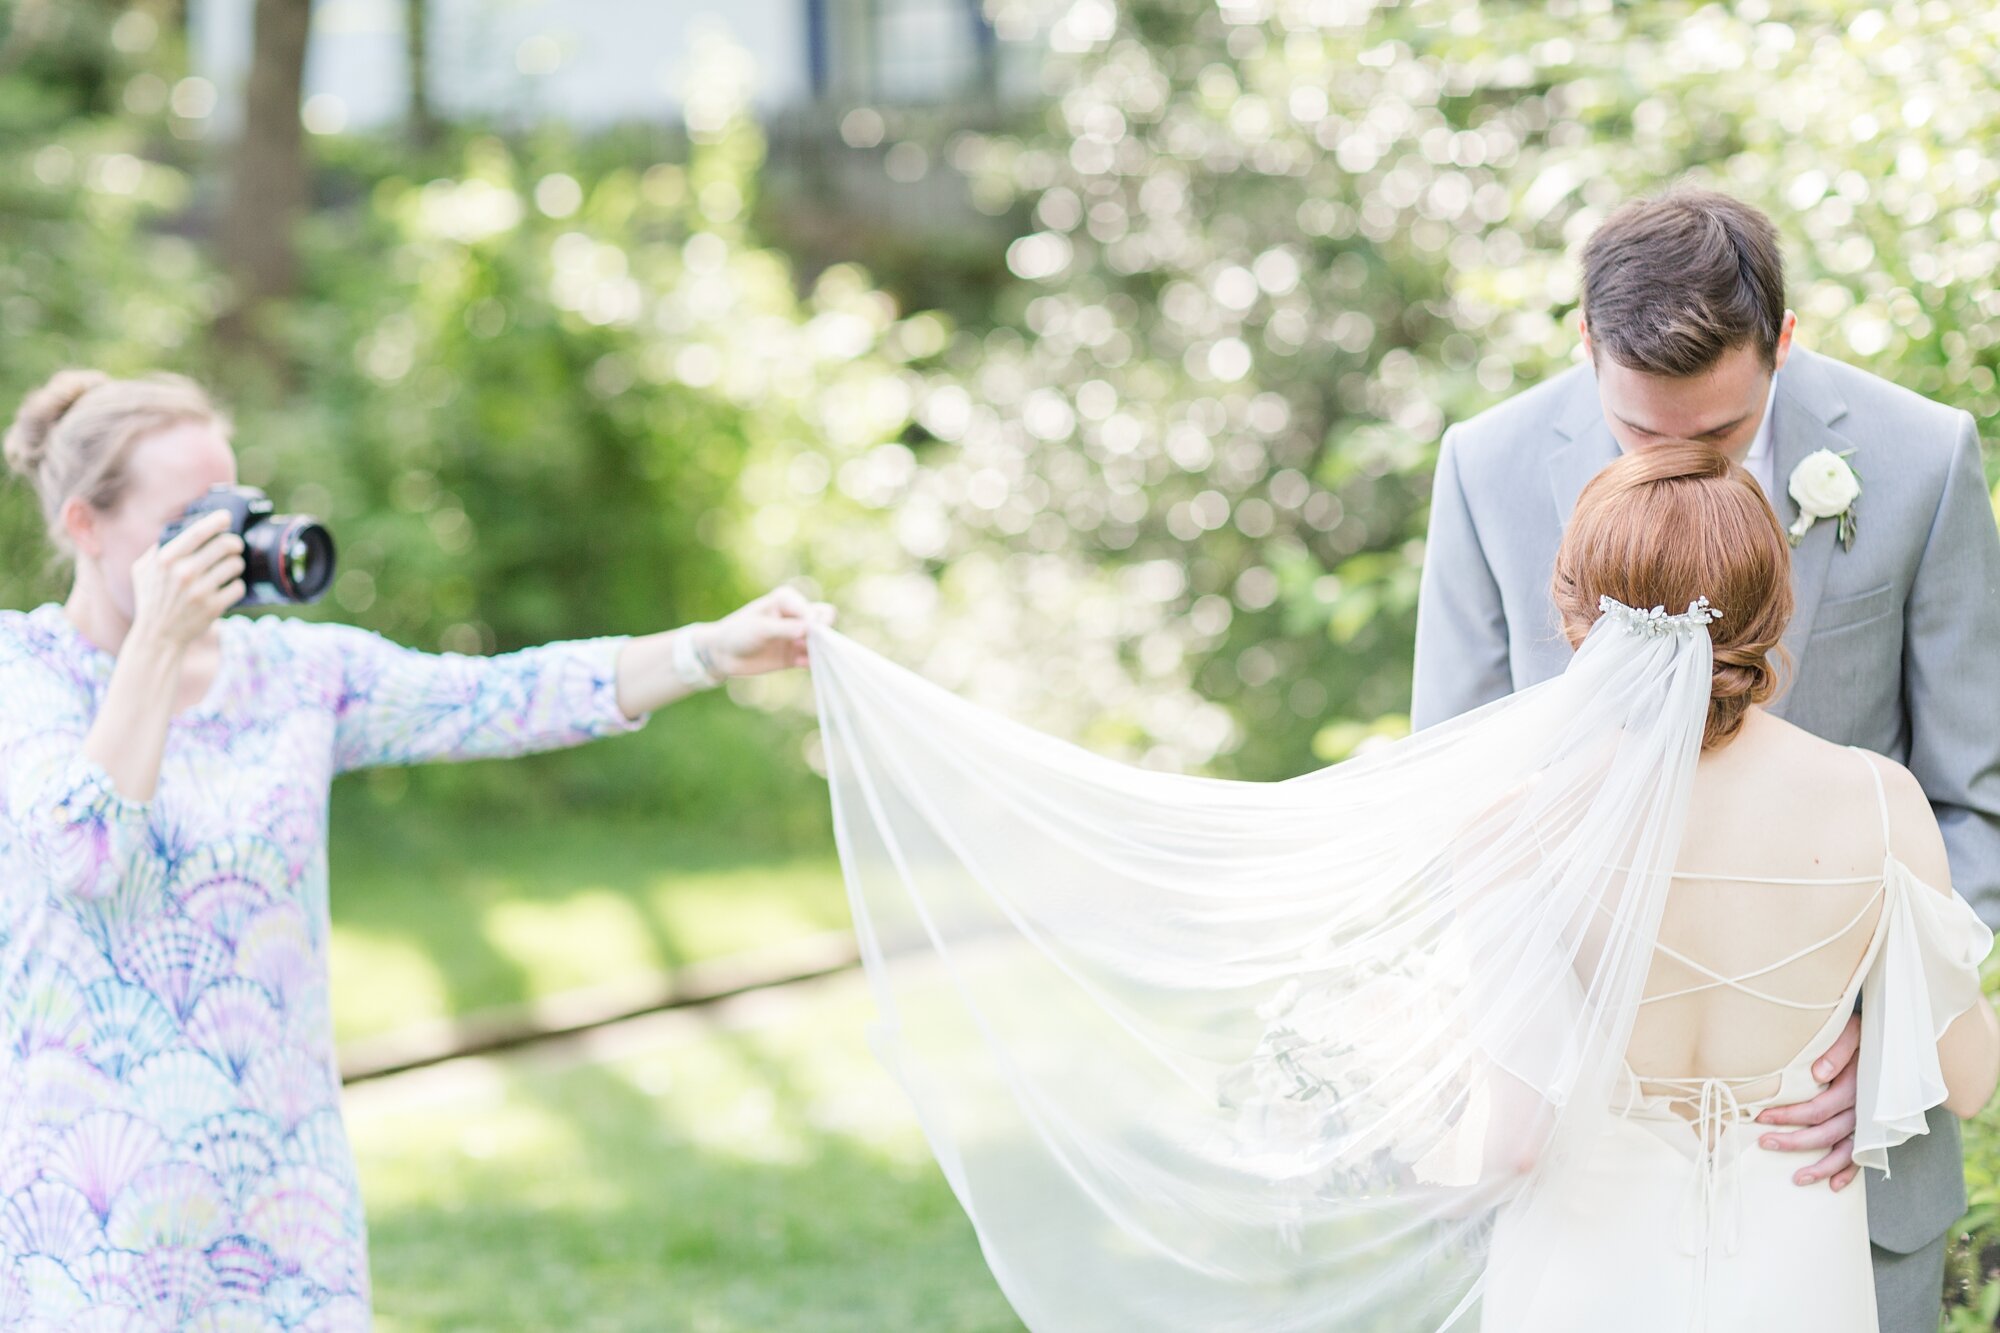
[[802, 442, 1999, 1331]]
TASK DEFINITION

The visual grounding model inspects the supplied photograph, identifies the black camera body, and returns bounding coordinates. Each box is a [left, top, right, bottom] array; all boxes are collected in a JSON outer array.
[[157, 485, 336, 607]]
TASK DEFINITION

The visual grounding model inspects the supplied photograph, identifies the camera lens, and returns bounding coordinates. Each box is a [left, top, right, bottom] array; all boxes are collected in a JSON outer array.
[[246, 517, 336, 603]]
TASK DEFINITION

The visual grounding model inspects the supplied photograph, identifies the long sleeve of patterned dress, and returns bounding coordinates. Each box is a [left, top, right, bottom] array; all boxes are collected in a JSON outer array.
[[301, 621, 650, 773], [0, 630, 153, 900]]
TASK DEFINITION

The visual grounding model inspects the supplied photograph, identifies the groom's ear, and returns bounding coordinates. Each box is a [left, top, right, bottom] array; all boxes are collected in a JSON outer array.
[[1772, 310, 1797, 372], [1578, 315, 1594, 363]]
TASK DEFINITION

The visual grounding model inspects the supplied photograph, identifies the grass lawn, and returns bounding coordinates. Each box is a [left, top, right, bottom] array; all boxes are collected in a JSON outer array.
[[345, 973, 1023, 1333], [326, 798, 1014, 1330], [321, 797, 2000, 1327], [325, 792, 849, 1043]]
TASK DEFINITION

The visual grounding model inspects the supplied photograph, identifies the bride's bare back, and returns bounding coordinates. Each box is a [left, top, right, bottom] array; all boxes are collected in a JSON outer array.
[[1625, 707, 1959, 1113]]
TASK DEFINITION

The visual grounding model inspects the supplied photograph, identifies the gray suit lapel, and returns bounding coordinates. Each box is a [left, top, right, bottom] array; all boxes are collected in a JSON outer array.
[[1769, 350, 1854, 659], [1547, 369, 1620, 524]]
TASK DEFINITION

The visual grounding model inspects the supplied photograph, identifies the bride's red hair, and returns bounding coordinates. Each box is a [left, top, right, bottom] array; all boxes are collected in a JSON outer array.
[[1552, 442, 1793, 749]]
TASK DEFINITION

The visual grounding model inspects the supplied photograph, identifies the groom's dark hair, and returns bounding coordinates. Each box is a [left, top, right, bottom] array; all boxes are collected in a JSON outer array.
[[1581, 188, 1786, 376]]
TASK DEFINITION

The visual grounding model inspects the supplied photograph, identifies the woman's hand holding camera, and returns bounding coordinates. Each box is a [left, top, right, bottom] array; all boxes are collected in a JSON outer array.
[[128, 509, 246, 654], [81, 510, 244, 803]]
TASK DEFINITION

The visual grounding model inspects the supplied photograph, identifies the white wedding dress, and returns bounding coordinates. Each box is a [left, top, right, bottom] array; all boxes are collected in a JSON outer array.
[[803, 602, 1992, 1332], [1483, 750, 1991, 1330]]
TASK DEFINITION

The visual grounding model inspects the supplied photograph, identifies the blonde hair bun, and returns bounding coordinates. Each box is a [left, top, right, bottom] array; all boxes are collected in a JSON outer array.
[[3, 369, 223, 558], [4, 369, 110, 481]]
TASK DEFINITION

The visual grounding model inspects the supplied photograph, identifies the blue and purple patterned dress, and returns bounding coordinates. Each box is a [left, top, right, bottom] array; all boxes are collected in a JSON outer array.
[[0, 603, 645, 1329]]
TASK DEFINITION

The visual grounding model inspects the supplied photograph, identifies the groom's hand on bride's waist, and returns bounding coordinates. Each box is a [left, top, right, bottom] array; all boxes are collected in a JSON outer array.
[[1752, 1013, 1862, 1193]]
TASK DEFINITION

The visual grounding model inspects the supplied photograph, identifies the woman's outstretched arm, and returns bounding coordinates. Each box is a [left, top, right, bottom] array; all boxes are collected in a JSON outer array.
[[320, 584, 834, 772]]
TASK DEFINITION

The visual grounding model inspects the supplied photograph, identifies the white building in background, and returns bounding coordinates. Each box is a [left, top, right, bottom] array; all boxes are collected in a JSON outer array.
[[189, 0, 1038, 137]]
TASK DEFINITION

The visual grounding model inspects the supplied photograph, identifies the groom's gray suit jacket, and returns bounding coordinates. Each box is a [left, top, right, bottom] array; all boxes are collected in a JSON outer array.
[[1411, 345, 2000, 1255]]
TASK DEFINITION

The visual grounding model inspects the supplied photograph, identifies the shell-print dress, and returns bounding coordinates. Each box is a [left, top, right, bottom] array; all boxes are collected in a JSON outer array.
[[0, 604, 646, 1330]]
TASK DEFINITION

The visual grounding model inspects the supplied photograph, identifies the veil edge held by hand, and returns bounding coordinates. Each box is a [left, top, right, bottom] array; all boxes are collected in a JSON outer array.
[[807, 606, 1715, 1332]]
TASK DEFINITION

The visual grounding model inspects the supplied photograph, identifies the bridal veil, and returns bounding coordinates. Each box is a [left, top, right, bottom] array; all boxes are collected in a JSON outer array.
[[806, 599, 1717, 1330]]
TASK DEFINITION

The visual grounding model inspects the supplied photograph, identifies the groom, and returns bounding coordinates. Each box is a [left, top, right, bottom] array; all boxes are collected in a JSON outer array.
[[1411, 188, 2000, 1328]]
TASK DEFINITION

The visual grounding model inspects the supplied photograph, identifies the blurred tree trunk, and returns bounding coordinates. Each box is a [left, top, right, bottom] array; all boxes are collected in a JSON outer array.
[[406, 0, 435, 146], [216, 0, 310, 355], [154, 0, 186, 39]]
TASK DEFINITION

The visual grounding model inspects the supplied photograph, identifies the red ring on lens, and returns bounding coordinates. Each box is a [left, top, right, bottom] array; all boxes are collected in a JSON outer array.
[[272, 518, 308, 598]]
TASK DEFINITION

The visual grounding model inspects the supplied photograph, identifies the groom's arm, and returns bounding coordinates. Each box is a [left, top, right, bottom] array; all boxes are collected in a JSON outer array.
[[1411, 427, 1514, 730], [1903, 413, 2000, 926]]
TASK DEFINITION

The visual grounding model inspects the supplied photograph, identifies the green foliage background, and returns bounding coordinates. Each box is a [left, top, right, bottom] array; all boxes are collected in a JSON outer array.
[[12, 0, 1999, 793]]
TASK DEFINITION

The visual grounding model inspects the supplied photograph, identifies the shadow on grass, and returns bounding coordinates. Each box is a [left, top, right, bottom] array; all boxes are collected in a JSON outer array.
[[325, 788, 849, 1041], [353, 980, 1022, 1333]]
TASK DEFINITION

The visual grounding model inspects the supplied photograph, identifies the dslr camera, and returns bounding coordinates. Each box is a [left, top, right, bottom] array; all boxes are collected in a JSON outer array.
[[157, 485, 336, 607]]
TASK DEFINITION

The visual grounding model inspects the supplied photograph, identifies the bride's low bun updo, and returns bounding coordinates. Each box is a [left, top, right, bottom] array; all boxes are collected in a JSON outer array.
[[3, 369, 223, 556], [1552, 441, 1792, 749]]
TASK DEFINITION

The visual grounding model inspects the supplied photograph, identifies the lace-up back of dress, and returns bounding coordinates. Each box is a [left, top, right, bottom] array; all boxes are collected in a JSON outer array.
[[1621, 747, 1893, 1123]]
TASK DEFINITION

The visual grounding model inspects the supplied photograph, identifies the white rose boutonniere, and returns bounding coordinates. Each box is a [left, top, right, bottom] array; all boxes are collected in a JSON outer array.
[[1786, 448, 1862, 551]]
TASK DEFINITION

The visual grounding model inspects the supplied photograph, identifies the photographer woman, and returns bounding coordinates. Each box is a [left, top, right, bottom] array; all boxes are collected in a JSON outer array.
[[0, 369, 831, 1326]]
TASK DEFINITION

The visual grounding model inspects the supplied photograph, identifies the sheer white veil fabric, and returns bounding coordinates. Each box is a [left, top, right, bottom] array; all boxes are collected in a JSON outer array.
[[806, 599, 1718, 1331]]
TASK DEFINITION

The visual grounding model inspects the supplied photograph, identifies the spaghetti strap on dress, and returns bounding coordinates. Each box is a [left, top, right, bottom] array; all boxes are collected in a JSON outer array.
[[1848, 749, 1994, 1174]]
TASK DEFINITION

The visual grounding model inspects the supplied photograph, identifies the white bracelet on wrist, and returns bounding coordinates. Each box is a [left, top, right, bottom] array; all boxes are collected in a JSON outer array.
[[671, 625, 724, 691]]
